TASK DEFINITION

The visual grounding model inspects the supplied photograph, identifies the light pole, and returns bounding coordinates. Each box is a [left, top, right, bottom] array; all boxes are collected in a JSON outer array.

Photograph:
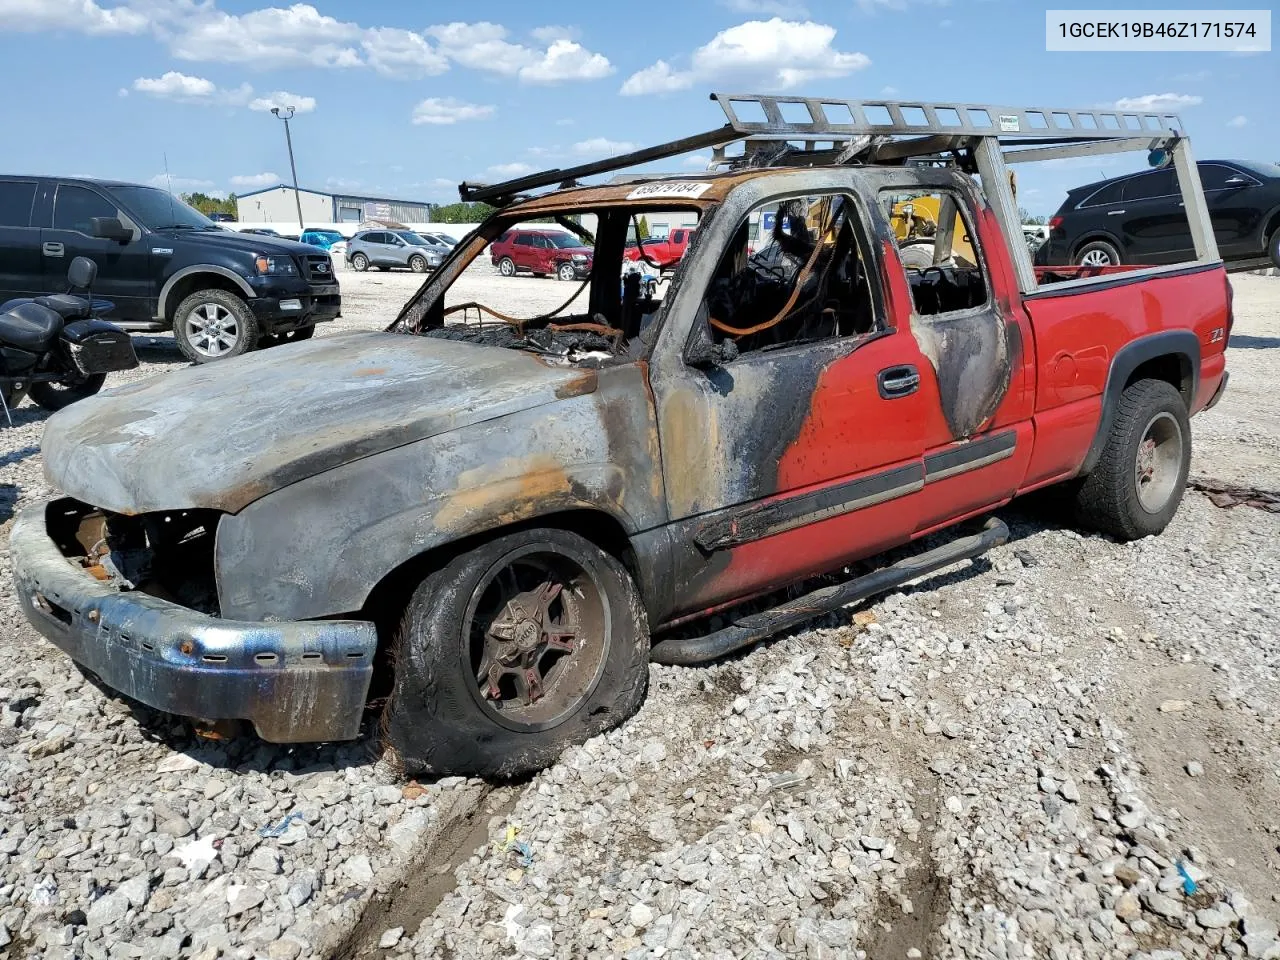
[[270, 106, 304, 232]]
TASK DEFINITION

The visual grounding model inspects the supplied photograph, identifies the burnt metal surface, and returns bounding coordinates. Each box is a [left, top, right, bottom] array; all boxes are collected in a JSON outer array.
[[41, 332, 600, 515], [214, 362, 665, 623], [652, 517, 1009, 665], [10, 502, 376, 742]]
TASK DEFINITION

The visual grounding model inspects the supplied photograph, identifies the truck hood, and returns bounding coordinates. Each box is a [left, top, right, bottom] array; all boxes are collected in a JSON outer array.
[[157, 227, 323, 257], [41, 332, 597, 515]]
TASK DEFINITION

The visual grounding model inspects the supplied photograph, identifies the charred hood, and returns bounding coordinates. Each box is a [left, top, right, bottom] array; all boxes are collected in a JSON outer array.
[[41, 332, 598, 515]]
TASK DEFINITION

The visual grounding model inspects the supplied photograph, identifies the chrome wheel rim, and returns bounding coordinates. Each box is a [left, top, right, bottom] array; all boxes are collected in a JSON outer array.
[[353, 254, 368, 271], [1080, 248, 1114, 267], [499, 259, 514, 276], [1135, 411, 1182, 513], [558, 263, 575, 281], [410, 256, 426, 272], [183, 303, 239, 358]]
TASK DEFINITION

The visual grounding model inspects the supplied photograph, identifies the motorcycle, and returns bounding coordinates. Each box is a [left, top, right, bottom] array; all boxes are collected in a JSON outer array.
[[0, 256, 138, 421]]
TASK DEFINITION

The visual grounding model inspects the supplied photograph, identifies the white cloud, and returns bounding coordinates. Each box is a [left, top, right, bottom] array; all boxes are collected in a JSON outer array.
[[0, 0, 148, 34], [426, 20, 612, 84], [487, 162, 535, 178], [411, 97, 495, 125], [168, 3, 363, 69], [555, 118, 575, 126], [248, 91, 317, 114], [855, 0, 950, 10], [362, 27, 448, 78], [230, 172, 279, 189], [325, 176, 363, 190], [1113, 93, 1202, 112], [622, 19, 870, 96], [880, 85, 899, 95], [133, 71, 216, 99], [519, 39, 613, 83], [131, 71, 254, 106], [720, 0, 810, 16], [147, 174, 217, 193], [682, 154, 712, 168], [1227, 115, 1249, 128], [573, 137, 638, 156], [530, 24, 578, 43]]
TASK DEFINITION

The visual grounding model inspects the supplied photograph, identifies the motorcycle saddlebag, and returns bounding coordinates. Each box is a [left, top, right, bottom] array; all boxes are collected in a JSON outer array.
[[61, 319, 138, 375]]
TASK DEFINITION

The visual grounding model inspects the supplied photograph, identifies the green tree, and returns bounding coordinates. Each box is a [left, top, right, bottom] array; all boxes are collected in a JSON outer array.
[[181, 192, 237, 217], [636, 215, 651, 239], [1018, 207, 1048, 225], [429, 201, 497, 223]]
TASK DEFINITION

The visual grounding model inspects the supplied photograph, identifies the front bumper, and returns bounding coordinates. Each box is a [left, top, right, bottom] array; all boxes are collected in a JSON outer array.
[[9, 502, 377, 743], [248, 280, 342, 332]]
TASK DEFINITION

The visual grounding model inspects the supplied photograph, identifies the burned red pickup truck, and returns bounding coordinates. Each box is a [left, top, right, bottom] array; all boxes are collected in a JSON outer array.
[[12, 95, 1230, 777]]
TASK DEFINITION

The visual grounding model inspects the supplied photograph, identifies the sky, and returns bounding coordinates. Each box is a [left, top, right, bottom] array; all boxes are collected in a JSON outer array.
[[0, 0, 1273, 217]]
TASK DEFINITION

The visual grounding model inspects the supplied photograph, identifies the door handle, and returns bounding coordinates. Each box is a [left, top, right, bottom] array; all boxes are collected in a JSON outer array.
[[1107, 209, 1127, 216], [878, 365, 920, 399], [42, 242, 64, 257]]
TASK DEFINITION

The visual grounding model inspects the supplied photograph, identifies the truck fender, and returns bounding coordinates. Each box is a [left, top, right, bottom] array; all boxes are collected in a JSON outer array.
[[1077, 329, 1200, 476], [156, 265, 255, 320]]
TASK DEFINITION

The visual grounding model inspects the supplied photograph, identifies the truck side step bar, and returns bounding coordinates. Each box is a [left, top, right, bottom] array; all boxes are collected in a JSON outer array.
[[650, 517, 1010, 666]]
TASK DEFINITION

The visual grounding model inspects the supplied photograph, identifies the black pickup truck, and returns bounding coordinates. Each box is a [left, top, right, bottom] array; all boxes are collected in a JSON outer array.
[[0, 176, 341, 362]]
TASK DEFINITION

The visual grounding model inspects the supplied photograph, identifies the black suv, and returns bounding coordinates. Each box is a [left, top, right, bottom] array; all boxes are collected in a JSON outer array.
[[0, 177, 340, 362], [1035, 160, 1280, 269]]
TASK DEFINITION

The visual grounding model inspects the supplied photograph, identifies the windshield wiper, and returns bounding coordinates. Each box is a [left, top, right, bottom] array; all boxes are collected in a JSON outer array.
[[151, 223, 199, 230]]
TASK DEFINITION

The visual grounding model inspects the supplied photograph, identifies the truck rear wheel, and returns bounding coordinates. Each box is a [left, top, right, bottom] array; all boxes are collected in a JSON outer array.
[[384, 528, 650, 778], [1073, 378, 1190, 540], [173, 290, 259, 363]]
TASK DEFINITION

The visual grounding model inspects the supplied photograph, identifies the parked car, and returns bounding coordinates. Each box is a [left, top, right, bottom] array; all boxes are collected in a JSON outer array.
[[624, 226, 696, 269], [490, 228, 593, 280], [9, 112, 1230, 779], [240, 227, 280, 236], [421, 231, 458, 248], [299, 228, 346, 251], [345, 230, 446, 273], [0, 177, 340, 362], [1036, 160, 1280, 268], [208, 212, 236, 223]]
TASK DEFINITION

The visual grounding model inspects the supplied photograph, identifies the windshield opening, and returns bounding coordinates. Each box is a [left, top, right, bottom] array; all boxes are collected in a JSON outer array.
[[395, 202, 704, 366], [395, 231, 435, 245], [105, 186, 216, 230]]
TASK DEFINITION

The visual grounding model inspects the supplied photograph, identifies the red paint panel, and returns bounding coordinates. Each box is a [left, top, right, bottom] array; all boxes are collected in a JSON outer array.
[[700, 485, 919, 608], [775, 331, 929, 488], [1021, 397, 1102, 491], [1025, 267, 1230, 417], [1195, 352, 1226, 411], [915, 422, 1034, 533]]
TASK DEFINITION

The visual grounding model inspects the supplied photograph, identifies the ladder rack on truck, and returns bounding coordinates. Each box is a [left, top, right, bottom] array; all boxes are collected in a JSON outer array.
[[458, 92, 1220, 295]]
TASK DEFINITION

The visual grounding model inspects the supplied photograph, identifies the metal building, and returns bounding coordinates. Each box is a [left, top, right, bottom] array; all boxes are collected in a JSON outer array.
[[234, 185, 433, 224]]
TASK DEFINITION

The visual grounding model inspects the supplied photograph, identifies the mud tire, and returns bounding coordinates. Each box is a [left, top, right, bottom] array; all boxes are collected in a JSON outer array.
[[384, 528, 650, 778], [1072, 378, 1190, 540]]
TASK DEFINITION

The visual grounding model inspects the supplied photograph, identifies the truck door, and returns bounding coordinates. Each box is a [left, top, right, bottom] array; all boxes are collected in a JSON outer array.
[[649, 190, 931, 617], [873, 182, 1036, 534], [42, 182, 152, 322], [0, 178, 42, 303]]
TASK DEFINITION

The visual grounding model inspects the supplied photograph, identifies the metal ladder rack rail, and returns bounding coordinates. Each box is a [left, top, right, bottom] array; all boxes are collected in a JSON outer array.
[[458, 91, 1216, 292], [709, 92, 1187, 142], [460, 93, 1188, 205]]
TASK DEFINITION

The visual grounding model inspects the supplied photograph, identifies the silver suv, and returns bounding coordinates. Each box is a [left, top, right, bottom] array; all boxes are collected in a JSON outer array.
[[345, 230, 448, 273]]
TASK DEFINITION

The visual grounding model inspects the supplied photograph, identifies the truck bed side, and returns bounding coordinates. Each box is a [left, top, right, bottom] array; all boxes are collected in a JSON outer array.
[[1018, 264, 1231, 492]]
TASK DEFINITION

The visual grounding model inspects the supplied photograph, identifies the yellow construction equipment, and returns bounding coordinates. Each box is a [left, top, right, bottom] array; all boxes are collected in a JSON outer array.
[[890, 170, 1017, 268]]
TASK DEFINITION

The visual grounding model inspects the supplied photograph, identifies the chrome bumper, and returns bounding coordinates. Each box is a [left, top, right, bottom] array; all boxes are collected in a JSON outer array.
[[9, 502, 377, 742]]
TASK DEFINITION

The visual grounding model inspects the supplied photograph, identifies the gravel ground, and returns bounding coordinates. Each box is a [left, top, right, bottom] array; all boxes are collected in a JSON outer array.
[[0, 268, 1277, 959]]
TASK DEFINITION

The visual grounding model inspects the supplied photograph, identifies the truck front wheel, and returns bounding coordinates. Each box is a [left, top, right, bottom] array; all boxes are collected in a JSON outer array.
[[173, 289, 259, 363], [384, 528, 650, 778], [1073, 378, 1190, 540]]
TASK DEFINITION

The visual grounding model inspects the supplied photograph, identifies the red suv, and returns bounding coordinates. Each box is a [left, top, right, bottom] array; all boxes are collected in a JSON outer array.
[[490, 228, 593, 281], [623, 227, 696, 269]]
